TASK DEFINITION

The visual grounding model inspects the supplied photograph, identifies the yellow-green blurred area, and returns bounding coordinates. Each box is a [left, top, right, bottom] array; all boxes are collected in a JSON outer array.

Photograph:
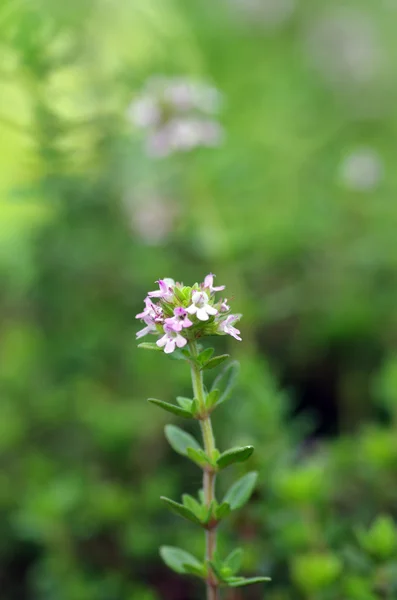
[[3, 0, 397, 598]]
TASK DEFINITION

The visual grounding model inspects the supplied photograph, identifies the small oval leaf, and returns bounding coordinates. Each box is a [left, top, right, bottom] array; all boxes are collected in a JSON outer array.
[[223, 471, 258, 510], [160, 496, 201, 525], [186, 447, 213, 468], [226, 576, 271, 587], [197, 347, 215, 365], [160, 546, 202, 575], [148, 398, 192, 418], [138, 342, 162, 351], [202, 354, 230, 371], [217, 446, 254, 469], [176, 396, 193, 410], [223, 548, 243, 575], [211, 361, 239, 404], [164, 425, 201, 456], [206, 389, 220, 411]]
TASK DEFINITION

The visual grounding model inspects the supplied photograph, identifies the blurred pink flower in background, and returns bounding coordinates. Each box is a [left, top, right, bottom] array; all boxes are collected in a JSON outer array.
[[127, 76, 224, 157]]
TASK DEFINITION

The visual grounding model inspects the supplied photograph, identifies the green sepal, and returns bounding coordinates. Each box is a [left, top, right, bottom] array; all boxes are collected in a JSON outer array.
[[137, 342, 162, 351], [176, 396, 193, 410], [187, 447, 214, 468], [148, 398, 192, 419], [160, 496, 201, 525], [223, 471, 258, 510], [223, 548, 243, 575], [164, 425, 201, 457], [215, 501, 231, 520], [226, 576, 271, 587], [202, 354, 230, 371], [210, 361, 239, 406], [160, 546, 203, 575], [205, 389, 220, 411], [197, 347, 215, 366], [216, 446, 254, 469]]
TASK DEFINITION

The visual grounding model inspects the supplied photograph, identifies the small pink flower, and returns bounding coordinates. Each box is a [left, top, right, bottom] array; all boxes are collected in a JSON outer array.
[[219, 315, 242, 341], [136, 323, 157, 339], [157, 323, 188, 354], [165, 307, 193, 332], [186, 291, 218, 321], [203, 273, 225, 293], [148, 278, 175, 301], [136, 297, 156, 321], [220, 298, 230, 312]]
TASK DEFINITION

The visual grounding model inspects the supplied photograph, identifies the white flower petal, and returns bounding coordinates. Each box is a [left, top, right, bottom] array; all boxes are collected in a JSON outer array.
[[196, 308, 209, 321], [164, 338, 176, 353], [176, 335, 187, 348], [156, 335, 167, 347]]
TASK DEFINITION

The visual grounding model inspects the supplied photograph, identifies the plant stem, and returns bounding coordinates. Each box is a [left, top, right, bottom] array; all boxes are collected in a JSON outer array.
[[189, 342, 219, 600]]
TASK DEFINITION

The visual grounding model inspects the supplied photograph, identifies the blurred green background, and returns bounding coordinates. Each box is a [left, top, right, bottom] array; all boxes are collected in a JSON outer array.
[[2, 0, 397, 598]]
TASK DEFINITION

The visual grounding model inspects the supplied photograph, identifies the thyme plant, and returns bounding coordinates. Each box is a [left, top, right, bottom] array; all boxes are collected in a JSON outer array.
[[136, 275, 270, 599]]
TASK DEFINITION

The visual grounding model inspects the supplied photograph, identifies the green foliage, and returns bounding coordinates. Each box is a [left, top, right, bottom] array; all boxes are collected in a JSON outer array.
[[148, 398, 193, 418], [210, 361, 240, 407], [216, 445, 254, 469], [159, 546, 205, 577], [223, 472, 258, 510], [160, 496, 201, 525], [164, 424, 201, 456]]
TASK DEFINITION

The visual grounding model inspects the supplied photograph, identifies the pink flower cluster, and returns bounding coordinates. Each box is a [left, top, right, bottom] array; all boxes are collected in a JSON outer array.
[[136, 274, 242, 354], [127, 76, 224, 158]]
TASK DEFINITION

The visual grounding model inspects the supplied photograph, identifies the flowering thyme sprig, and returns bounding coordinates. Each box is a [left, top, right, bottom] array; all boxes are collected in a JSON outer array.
[[135, 275, 242, 353], [136, 275, 270, 599]]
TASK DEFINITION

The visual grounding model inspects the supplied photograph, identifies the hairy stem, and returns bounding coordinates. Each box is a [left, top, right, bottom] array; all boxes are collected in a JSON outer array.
[[190, 342, 219, 600]]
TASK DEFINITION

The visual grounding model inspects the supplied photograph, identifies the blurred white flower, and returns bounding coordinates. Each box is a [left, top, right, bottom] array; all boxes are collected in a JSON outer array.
[[305, 9, 385, 90], [127, 76, 224, 158], [127, 95, 160, 129], [228, 0, 296, 29], [124, 192, 179, 245], [339, 147, 384, 191]]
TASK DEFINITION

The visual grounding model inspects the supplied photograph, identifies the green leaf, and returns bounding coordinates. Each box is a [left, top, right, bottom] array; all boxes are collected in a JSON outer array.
[[208, 560, 228, 583], [217, 446, 254, 469], [191, 398, 200, 417], [197, 347, 214, 365], [176, 396, 193, 410], [182, 563, 207, 578], [160, 546, 202, 575], [160, 497, 201, 525], [206, 389, 220, 411], [211, 361, 239, 405], [223, 472, 258, 510], [202, 354, 230, 371], [164, 425, 201, 456], [137, 342, 162, 351], [215, 502, 231, 520], [182, 494, 204, 519], [169, 349, 190, 361], [148, 398, 192, 418], [187, 447, 213, 468], [223, 548, 243, 575], [226, 576, 271, 587]]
